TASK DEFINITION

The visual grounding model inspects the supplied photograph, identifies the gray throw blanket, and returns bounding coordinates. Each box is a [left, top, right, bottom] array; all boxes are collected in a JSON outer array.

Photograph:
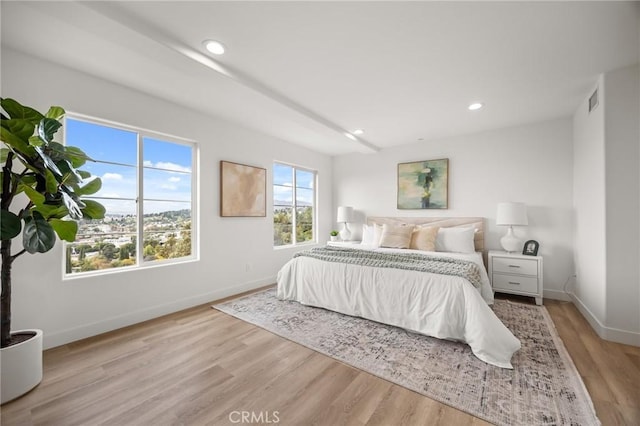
[[294, 246, 483, 289]]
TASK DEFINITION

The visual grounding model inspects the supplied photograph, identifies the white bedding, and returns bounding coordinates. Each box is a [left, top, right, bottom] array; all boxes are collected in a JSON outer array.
[[276, 244, 521, 368]]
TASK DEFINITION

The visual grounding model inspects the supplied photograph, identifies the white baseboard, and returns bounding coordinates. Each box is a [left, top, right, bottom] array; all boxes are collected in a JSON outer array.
[[44, 276, 276, 349], [568, 292, 640, 347], [543, 289, 572, 302], [604, 324, 640, 346], [568, 292, 607, 337]]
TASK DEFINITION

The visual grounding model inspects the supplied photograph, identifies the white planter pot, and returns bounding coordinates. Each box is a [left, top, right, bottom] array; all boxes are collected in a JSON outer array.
[[1, 329, 43, 404], [330, 236, 338, 242]]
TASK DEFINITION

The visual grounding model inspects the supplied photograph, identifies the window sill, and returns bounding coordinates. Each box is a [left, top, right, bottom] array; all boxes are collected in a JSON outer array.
[[62, 256, 199, 281], [273, 241, 318, 251]]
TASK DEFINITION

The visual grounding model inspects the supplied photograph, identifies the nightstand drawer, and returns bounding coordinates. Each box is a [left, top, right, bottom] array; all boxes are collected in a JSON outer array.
[[492, 274, 538, 293], [492, 257, 538, 276]]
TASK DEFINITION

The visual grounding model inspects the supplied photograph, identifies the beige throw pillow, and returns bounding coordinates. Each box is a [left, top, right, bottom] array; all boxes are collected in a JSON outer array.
[[409, 226, 439, 251], [379, 223, 414, 249]]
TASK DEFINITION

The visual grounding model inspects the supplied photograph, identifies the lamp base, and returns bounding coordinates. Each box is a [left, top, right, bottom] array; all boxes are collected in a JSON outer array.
[[339, 223, 351, 241], [500, 226, 522, 253]]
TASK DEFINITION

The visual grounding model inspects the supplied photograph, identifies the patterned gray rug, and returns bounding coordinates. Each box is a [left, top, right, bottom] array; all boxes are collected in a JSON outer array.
[[213, 289, 599, 426]]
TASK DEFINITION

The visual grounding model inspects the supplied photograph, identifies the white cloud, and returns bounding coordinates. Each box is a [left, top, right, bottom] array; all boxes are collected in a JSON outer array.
[[168, 176, 181, 183], [144, 161, 191, 173], [154, 162, 191, 173], [102, 173, 123, 181], [160, 184, 177, 191]]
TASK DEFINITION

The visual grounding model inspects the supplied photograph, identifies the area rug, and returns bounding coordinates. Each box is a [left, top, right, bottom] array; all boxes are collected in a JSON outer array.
[[213, 289, 600, 426]]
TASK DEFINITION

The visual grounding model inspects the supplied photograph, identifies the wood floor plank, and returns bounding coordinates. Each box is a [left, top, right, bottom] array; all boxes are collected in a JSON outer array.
[[1, 295, 637, 425]]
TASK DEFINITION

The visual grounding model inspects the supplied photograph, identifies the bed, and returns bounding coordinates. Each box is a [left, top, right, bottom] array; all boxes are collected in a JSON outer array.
[[276, 217, 521, 368]]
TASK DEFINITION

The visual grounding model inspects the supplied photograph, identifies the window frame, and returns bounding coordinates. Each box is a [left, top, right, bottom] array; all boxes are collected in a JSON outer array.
[[273, 161, 317, 248], [62, 112, 199, 279]]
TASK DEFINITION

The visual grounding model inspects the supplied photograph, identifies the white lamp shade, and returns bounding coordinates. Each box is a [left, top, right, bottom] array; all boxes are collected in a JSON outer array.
[[496, 202, 528, 226], [336, 206, 353, 223]]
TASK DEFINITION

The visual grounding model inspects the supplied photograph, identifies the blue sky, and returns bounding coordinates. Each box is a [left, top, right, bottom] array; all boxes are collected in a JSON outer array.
[[273, 163, 314, 206], [65, 118, 192, 215]]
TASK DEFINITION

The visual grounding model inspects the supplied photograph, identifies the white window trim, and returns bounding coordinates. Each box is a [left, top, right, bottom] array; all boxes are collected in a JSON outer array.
[[273, 161, 317, 248], [61, 112, 199, 279]]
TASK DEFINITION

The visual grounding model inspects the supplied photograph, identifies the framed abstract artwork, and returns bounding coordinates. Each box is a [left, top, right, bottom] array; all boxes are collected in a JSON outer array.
[[397, 158, 449, 209], [220, 160, 267, 217]]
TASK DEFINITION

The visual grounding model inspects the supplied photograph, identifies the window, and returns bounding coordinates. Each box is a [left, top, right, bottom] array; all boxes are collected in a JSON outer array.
[[273, 163, 316, 247], [63, 115, 196, 276]]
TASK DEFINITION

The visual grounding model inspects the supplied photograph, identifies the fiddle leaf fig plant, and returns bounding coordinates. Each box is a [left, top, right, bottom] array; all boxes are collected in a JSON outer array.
[[1, 98, 106, 348]]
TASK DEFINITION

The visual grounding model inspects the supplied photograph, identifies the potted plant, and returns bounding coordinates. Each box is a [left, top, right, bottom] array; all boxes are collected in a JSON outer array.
[[330, 230, 339, 242], [1, 98, 105, 404]]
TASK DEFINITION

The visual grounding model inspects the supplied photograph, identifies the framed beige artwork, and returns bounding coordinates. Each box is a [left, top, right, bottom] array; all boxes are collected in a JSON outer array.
[[220, 160, 267, 217]]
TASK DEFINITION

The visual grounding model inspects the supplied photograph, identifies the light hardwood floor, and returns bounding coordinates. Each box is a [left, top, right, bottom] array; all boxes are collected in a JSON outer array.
[[1, 290, 639, 426]]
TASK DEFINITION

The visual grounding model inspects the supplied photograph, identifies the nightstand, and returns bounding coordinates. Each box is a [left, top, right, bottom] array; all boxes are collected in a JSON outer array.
[[488, 250, 543, 305]]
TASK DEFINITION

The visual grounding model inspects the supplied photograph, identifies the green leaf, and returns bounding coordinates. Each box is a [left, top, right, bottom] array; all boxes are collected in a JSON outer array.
[[81, 199, 106, 220], [1, 98, 43, 124], [77, 170, 91, 179], [34, 145, 63, 176], [61, 192, 83, 219], [46, 143, 67, 165], [28, 135, 45, 147], [1, 126, 31, 153], [19, 183, 45, 206], [1, 119, 34, 141], [44, 106, 65, 120], [55, 159, 82, 185], [49, 219, 77, 242], [0, 210, 22, 240], [64, 146, 89, 168], [20, 174, 37, 185], [22, 213, 56, 253], [33, 203, 68, 220], [75, 177, 101, 196], [45, 169, 58, 193], [37, 117, 62, 143], [0, 148, 8, 163]]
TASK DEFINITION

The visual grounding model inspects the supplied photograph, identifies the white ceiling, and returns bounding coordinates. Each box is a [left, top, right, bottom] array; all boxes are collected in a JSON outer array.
[[2, 1, 639, 156]]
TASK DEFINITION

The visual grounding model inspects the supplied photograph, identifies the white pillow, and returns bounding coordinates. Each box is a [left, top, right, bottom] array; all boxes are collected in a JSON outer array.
[[361, 224, 374, 245], [435, 227, 476, 253], [372, 224, 384, 247]]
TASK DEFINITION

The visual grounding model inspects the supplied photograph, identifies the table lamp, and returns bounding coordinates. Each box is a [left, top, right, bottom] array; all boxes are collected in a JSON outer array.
[[496, 202, 528, 252], [336, 206, 353, 241]]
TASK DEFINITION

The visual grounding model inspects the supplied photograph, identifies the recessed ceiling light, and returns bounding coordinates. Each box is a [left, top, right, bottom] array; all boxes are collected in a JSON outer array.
[[352, 129, 364, 135], [345, 133, 357, 141], [468, 102, 484, 111], [203, 40, 225, 55]]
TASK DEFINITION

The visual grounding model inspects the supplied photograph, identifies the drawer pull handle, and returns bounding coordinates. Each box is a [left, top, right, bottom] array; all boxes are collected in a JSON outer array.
[[508, 281, 521, 285], [508, 265, 521, 268]]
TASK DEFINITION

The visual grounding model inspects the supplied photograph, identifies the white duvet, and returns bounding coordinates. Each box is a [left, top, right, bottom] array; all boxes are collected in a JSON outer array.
[[276, 244, 521, 368]]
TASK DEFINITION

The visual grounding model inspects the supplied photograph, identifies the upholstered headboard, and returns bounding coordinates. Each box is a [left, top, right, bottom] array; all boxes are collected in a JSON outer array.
[[366, 217, 485, 252]]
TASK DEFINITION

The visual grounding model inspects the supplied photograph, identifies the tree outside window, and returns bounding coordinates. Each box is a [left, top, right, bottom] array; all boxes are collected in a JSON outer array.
[[273, 163, 316, 247]]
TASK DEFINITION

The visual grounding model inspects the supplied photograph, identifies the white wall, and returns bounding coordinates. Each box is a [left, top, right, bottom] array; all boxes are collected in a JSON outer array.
[[603, 63, 640, 340], [1, 48, 333, 348], [572, 64, 640, 346], [333, 118, 575, 299], [572, 77, 607, 327]]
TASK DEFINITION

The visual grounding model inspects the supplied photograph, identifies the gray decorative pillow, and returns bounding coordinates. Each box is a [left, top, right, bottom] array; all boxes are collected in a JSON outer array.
[[379, 223, 414, 249]]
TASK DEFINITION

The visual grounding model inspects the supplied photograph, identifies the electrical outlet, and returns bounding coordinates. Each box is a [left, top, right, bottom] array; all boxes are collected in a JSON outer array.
[[245, 263, 252, 272]]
